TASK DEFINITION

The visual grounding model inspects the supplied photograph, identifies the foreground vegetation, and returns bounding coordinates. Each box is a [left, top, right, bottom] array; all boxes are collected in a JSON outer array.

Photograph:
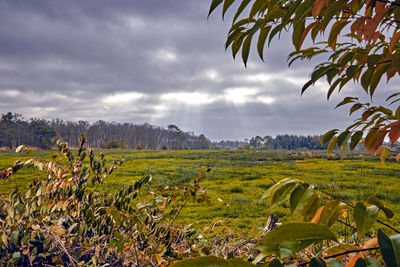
[[1, 144, 400, 265]]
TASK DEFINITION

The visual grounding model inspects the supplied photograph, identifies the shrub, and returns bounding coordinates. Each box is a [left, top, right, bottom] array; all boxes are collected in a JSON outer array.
[[0, 134, 209, 266]]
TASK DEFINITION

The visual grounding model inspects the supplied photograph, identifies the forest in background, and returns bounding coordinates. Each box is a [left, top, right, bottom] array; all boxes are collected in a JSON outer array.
[[0, 112, 329, 150]]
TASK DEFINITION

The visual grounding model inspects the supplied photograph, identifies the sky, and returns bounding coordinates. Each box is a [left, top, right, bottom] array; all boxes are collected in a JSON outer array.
[[0, 0, 398, 141]]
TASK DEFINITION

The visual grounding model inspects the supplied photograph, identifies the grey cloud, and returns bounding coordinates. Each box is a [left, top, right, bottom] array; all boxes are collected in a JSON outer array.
[[0, 0, 395, 140]]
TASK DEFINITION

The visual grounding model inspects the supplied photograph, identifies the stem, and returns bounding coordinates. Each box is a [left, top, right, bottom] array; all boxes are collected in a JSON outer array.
[[298, 247, 380, 266], [133, 239, 141, 267]]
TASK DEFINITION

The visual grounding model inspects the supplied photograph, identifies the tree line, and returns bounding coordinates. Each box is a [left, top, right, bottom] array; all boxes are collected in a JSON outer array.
[[215, 134, 324, 150], [1, 112, 360, 151], [0, 112, 212, 150]]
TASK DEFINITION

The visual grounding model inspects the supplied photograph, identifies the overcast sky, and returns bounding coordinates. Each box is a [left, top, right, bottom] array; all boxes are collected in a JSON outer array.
[[0, 0, 397, 141]]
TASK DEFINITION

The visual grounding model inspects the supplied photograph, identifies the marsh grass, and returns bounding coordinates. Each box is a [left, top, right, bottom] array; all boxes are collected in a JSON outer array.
[[1, 149, 399, 237]]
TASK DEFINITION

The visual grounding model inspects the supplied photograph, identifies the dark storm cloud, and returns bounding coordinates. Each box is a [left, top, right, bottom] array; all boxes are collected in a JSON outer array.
[[0, 0, 390, 140]]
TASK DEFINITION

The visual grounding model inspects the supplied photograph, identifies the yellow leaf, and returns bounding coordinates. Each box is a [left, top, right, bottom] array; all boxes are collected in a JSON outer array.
[[50, 225, 65, 237], [155, 254, 162, 265]]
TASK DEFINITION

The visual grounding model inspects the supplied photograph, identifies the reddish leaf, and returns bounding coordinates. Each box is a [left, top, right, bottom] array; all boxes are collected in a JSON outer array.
[[371, 129, 388, 154], [312, 0, 329, 19], [298, 22, 316, 51], [389, 124, 400, 145], [390, 32, 400, 53]]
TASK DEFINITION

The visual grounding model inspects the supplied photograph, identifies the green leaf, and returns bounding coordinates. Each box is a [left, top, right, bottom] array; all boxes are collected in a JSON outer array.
[[222, 0, 235, 19], [336, 130, 351, 149], [349, 103, 363, 115], [318, 200, 341, 227], [249, 0, 266, 18], [262, 178, 301, 208], [293, 19, 306, 51], [350, 131, 363, 151], [386, 92, 400, 102], [301, 80, 314, 95], [320, 0, 347, 32], [361, 67, 374, 92], [290, 184, 319, 220], [354, 202, 379, 238], [328, 21, 350, 47], [327, 79, 341, 99], [310, 257, 327, 267], [321, 129, 339, 146], [242, 33, 252, 67], [345, 65, 360, 79], [227, 259, 255, 266], [364, 129, 379, 153], [208, 0, 224, 18], [367, 195, 394, 219], [169, 256, 232, 267], [170, 256, 254, 267], [370, 64, 390, 98], [233, 0, 252, 23], [378, 229, 400, 267], [257, 26, 271, 61], [367, 54, 381, 68], [335, 97, 358, 109], [327, 136, 338, 154], [267, 258, 283, 267], [268, 25, 283, 46], [326, 259, 344, 267], [354, 258, 367, 267], [255, 222, 337, 258]]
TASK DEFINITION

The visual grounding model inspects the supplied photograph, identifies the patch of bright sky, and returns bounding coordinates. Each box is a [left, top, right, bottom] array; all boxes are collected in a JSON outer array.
[[204, 69, 221, 81], [102, 92, 144, 104], [161, 92, 215, 105], [121, 16, 146, 31], [154, 48, 178, 62], [224, 87, 259, 104], [240, 72, 308, 85], [2, 90, 21, 97]]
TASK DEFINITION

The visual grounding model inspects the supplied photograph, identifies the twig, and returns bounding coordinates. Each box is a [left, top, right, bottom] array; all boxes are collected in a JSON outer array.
[[233, 214, 278, 254], [298, 247, 380, 266], [47, 228, 78, 267], [133, 239, 141, 267]]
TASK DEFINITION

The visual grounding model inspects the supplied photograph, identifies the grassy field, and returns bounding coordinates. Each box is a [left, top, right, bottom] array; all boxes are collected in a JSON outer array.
[[1, 149, 400, 238]]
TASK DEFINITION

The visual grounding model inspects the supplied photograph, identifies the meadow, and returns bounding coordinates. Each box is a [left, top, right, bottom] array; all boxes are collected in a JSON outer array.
[[1, 149, 400, 238]]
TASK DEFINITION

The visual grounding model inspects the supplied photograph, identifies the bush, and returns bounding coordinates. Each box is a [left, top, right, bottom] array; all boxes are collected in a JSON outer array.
[[0, 134, 209, 266]]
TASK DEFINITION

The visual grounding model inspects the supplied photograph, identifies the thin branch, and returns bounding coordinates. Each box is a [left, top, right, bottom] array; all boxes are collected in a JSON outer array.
[[298, 247, 380, 266]]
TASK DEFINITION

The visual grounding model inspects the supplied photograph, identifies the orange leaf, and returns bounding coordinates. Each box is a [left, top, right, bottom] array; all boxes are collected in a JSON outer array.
[[372, 32, 381, 45], [341, 210, 348, 218], [311, 206, 324, 223], [347, 238, 378, 267], [363, 5, 388, 43], [373, 145, 385, 156], [312, 0, 329, 19], [298, 22, 316, 50], [389, 32, 400, 53], [389, 124, 400, 145], [387, 66, 397, 82], [396, 153, 400, 161], [350, 17, 365, 37]]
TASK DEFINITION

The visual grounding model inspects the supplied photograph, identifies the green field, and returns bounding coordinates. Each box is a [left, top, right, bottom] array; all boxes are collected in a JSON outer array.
[[1, 149, 400, 238]]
